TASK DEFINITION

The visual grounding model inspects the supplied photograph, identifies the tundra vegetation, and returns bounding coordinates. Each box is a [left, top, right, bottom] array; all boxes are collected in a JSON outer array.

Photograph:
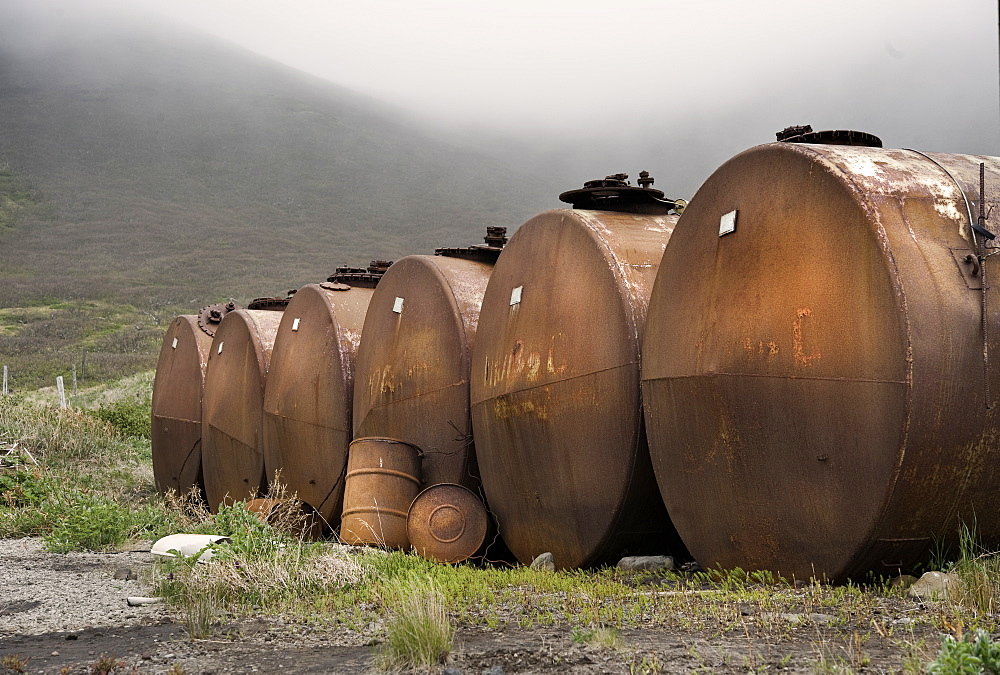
[[3, 374, 1000, 672]]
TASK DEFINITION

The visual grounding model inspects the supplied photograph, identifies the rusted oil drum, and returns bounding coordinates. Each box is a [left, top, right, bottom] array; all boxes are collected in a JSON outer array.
[[341, 437, 422, 548], [352, 254, 494, 490], [470, 209, 683, 569], [407, 483, 488, 564], [151, 315, 212, 496], [262, 283, 374, 530], [642, 142, 1000, 581], [245, 498, 325, 540], [202, 309, 284, 512]]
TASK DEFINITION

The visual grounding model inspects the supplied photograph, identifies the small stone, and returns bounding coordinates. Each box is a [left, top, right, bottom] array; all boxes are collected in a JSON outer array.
[[482, 667, 504, 675], [616, 555, 674, 572], [65, 634, 78, 640], [113, 567, 134, 580], [530, 552, 555, 571], [891, 574, 918, 590], [909, 571, 958, 600], [442, 669, 462, 675], [679, 561, 703, 573], [51, 650, 59, 656]]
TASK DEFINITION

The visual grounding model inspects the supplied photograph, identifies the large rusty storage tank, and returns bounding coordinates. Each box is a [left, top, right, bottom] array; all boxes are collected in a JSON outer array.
[[470, 175, 686, 569], [346, 231, 505, 547], [262, 263, 387, 529], [641, 132, 1000, 581], [151, 315, 213, 496], [202, 307, 285, 511]]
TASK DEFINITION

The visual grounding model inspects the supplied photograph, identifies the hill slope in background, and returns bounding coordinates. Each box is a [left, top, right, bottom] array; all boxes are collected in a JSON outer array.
[[0, 2, 564, 307]]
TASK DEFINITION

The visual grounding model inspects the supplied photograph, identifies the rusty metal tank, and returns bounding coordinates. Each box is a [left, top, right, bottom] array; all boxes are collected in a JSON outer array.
[[641, 138, 1000, 581], [470, 202, 684, 569], [151, 315, 213, 496], [352, 248, 500, 487], [262, 269, 383, 530], [202, 309, 284, 511], [349, 235, 503, 548]]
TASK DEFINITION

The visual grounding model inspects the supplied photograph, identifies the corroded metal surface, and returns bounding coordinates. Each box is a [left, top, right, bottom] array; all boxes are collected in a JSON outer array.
[[470, 209, 684, 569], [201, 309, 284, 512], [559, 172, 683, 215], [352, 254, 494, 489], [407, 483, 488, 564], [247, 295, 293, 310], [642, 142, 1000, 581], [328, 260, 393, 289], [197, 302, 238, 337], [341, 437, 422, 548], [262, 283, 374, 529], [151, 315, 212, 496], [775, 125, 883, 147], [434, 227, 508, 264]]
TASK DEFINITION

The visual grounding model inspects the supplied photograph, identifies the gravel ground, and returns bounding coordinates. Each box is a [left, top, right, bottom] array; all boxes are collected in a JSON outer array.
[[0, 538, 169, 637], [0, 537, 942, 674]]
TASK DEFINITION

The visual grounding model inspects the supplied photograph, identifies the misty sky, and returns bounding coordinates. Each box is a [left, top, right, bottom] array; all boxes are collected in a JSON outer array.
[[7, 0, 1000, 198], [134, 1, 999, 133]]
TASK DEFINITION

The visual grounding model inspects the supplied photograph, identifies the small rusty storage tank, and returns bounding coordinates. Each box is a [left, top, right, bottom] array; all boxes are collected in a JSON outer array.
[[470, 175, 686, 569], [347, 230, 505, 548], [642, 132, 1000, 581], [151, 315, 213, 496], [262, 262, 388, 530], [202, 307, 285, 511]]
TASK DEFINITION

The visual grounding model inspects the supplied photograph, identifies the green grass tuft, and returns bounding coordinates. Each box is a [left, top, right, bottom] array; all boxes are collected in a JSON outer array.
[[948, 523, 1000, 616], [88, 399, 152, 439], [376, 577, 455, 672]]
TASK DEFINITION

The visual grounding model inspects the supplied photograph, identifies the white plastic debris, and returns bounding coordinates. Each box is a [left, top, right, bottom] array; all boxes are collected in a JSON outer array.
[[150, 534, 230, 563], [126, 597, 164, 606]]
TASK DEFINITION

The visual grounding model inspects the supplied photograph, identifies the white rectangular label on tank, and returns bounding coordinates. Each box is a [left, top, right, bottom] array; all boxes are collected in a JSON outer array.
[[217, 342, 224, 355], [292, 318, 301, 331], [171, 337, 178, 349], [510, 286, 523, 306], [392, 297, 404, 314], [719, 209, 737, 236]]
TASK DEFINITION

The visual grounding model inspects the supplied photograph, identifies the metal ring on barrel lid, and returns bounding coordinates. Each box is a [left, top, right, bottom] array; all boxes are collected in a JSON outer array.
[[775, 124, 883, 147], [247, 294, 294, 310], [327, 260, 394, 289], [558, 171, 685, 215], [407, 484, 488, 564], [197, 301, 240, 337], [340, 437, 423, 549]]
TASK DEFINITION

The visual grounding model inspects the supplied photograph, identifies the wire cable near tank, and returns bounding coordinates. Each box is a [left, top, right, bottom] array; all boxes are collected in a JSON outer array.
[[906, 149, 993, 408]]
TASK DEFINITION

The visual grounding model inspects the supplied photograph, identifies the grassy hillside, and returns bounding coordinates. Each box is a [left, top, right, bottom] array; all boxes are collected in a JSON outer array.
[[0, 4, 568, 386], [0, 3, 563, 310]]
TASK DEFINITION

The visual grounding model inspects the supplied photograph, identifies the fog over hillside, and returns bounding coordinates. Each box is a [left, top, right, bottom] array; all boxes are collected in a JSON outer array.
[[141, 0, 1000, 198], [0, 1, 564, 305], [1, 0, 998, 307]]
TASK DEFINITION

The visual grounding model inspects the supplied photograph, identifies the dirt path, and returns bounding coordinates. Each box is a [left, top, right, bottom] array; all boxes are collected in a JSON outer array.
[[0, 538, 940, 673]]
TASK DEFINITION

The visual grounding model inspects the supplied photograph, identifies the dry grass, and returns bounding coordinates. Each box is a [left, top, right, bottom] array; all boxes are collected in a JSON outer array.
[[948, 524, 1000, 617], [376, 578, 455, 673]]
